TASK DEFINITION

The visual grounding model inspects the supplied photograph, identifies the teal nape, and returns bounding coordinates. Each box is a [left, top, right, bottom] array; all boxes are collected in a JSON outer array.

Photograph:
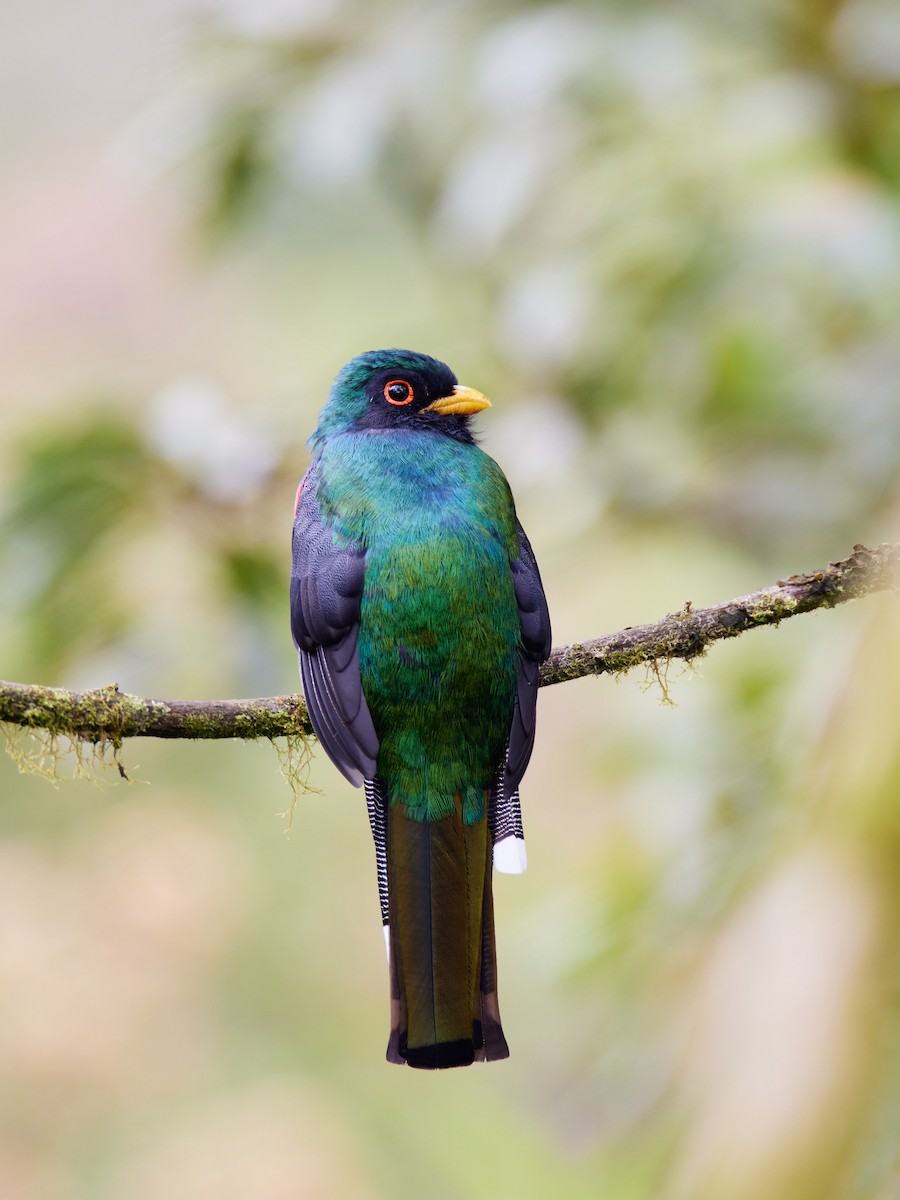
[[290, 349, 551, 1070]]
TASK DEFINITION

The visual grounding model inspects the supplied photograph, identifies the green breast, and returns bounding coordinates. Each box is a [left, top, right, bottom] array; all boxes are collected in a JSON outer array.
[[317, 429, 520, 822]]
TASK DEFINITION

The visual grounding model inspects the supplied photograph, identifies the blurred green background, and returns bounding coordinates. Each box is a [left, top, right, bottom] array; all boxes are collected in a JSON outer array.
[[1, 0, 899, 1196]]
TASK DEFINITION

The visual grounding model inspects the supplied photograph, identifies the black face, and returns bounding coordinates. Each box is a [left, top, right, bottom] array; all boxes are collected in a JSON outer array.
[[354, 359, 476, 443]]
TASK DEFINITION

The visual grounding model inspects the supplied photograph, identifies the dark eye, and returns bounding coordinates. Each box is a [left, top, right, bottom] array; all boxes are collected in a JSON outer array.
[[384, 379, 414, 406]]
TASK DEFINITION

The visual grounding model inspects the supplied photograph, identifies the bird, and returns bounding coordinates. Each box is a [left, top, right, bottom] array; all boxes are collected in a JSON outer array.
[[290, 349, 551, 1069]]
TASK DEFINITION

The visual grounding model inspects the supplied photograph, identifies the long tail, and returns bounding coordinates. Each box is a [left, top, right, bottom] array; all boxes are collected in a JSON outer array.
[[367, 781, 508, 1069]]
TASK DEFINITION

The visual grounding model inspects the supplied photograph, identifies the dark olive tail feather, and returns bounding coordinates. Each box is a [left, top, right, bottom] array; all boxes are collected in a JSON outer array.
[[367, 779, 508, 1069]]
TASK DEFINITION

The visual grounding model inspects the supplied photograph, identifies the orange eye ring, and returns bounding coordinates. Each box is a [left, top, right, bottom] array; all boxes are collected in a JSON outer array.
[[383, 379, 415, 406]]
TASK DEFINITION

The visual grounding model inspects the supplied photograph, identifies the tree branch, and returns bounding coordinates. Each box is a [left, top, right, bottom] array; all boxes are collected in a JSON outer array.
[[0, 542, 896, 744], [540, 540, 899, 685]]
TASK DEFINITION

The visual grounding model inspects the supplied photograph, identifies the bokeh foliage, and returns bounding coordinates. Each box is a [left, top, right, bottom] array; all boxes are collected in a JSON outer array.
[[0, 0, 899, 1197]]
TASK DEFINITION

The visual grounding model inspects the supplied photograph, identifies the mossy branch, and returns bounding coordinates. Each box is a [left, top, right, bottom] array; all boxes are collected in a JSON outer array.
[[540, 540, 899, 685], [0, 685, 312, 744], [0, 542, 896, 745]]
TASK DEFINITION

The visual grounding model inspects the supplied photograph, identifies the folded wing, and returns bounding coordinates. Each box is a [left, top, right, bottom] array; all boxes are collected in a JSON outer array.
[[290, 468, 379, 786], [505, 521, 552, 794]]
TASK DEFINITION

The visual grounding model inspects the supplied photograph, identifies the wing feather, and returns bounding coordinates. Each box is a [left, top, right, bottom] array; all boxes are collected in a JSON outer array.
[[504, 522, 551, 794], [291, 467, 379, 785]]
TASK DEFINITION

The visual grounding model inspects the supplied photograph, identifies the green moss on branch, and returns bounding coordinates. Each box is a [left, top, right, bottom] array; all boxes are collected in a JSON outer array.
[[539, 541, 898, 686], [0, 682, 312, 742]]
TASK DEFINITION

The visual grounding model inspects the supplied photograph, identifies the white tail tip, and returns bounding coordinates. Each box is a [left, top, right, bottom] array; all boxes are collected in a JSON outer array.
[[493, 836, 527, 874], [383, 923, 391, 963]]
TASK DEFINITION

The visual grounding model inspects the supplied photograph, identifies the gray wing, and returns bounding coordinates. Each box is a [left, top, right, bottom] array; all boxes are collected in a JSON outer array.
[[290, 468, 379, 786], [505, 521, 551, 794]]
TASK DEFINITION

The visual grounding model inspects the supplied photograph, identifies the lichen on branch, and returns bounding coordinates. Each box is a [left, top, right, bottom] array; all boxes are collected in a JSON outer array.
[[539, 541, 899, 686]]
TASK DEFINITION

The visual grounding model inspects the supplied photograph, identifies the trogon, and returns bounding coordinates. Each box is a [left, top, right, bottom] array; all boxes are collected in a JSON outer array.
[[290, 349, 551, 1069]]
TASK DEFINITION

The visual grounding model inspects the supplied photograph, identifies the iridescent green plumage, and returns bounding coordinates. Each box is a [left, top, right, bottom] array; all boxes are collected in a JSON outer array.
[[315, 426, 520, 822], [291, 350, 550, 1068]]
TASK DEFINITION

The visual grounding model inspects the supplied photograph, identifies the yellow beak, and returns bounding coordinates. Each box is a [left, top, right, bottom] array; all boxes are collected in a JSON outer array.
[[422, 385, 491, 417]]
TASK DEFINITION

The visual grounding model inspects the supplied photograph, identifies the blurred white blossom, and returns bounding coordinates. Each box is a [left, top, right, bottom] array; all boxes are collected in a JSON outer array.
[[832, 0, 900, 83], [616, 17, 701, 111], [144, 376, 276, 501], [434, 126, 562, 252], [473, 7, 591, 117], [284, 56, 396, 188], [498, 262, 591, 367], [214, 0, 344, 39]]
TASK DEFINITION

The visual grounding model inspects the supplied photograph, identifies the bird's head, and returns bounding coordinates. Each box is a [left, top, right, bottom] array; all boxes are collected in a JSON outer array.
[[308, 349, 491, 452]]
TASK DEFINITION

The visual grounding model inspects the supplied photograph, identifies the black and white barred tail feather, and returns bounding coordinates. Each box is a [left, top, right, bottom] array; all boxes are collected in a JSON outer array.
[[364, 777, 391, 960], [490, 759, 527, 875]]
